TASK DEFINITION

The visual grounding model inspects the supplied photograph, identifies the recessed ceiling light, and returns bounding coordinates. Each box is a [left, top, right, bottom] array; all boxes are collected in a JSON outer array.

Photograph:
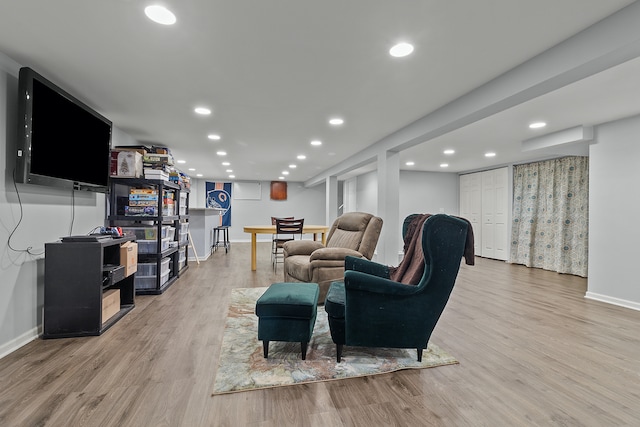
[[196, 173, 203, 177], [329, 118, 344, 125], [188, 168, 196, 171], [177, 159, 186, 164], [485, 152, 496, 157], [405, 161, 415, 166], [144, 5, 176, 25], [310, 140, 322, 146], [229, 175, 235, 179], [226, 169, 233, 173], [195, 107, 211, 115], [443, 149, 455, 155], [297, 155, 306, 160], [529, 122, 547, 129], [440, 163, 449, 168], [208, 134, 221, 140], [389, 42, 414, 57], [289, 164, 297, 168], [282, 171, 289, 175], [279, 176, 285, 180], [222, 161, 230, 166], [216, 151, 227, 156]]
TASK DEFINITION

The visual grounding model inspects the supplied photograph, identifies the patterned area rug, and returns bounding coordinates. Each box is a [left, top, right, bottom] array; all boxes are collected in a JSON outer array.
[[212, 287, 459, 395]]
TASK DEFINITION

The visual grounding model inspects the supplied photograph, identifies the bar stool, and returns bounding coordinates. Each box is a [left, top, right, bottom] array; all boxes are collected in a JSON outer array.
[[212, 226, 230, 253]]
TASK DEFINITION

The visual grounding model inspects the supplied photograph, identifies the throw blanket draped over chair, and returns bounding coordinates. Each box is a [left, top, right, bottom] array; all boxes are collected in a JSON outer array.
[[389, 213, 474, 285]]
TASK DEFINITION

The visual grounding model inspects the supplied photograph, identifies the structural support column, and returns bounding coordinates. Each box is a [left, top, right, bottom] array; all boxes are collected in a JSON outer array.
[[326, 175, 338, 226], [377, 151, 400, 266]]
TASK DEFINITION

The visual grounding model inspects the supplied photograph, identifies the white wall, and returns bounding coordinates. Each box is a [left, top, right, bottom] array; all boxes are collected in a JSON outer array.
[[399, 170, 459, 219], [587, 114, 640, 310], [355, 171, 378, 215], [353, 169, 460, 260]]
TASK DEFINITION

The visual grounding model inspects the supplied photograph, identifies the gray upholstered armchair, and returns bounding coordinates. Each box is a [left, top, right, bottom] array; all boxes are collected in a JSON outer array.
[[282, 212, 383, 303]]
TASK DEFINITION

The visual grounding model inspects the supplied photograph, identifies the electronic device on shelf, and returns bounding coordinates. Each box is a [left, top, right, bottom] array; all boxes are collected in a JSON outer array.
[[102, 264, 125, 287], [99, 227, 123, 237], [61, 235, 112, 243]]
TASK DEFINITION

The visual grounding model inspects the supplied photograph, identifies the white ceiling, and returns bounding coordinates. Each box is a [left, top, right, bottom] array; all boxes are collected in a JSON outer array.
[[1, 0, 639, 183]]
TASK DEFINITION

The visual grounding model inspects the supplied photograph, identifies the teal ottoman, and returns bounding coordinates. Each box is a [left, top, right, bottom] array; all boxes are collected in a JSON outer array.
[[255, 282, 319, 360]]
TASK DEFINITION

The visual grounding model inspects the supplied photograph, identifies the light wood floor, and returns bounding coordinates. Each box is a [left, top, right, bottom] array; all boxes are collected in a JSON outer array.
[[1, 242, 639, 426]]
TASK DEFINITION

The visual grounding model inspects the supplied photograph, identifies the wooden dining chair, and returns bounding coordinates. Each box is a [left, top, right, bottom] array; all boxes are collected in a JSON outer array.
[[271, 216, 294, 265], [272, 218, 304, 271]]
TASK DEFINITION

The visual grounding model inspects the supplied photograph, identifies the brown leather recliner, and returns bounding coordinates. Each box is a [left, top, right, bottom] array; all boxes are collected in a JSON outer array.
[[282, 212, 383, 303]]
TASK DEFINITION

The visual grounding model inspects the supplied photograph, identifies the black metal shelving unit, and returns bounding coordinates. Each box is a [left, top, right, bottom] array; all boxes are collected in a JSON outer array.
[[108, 178, 189, 295]]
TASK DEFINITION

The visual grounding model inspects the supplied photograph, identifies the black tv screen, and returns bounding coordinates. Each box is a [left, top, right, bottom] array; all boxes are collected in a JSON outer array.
[[15, 67, 112, 192]]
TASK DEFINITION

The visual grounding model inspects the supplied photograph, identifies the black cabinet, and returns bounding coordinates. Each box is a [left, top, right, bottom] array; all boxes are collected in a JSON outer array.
[[43, 237, 135, 338], [108, 178, 189, 295]]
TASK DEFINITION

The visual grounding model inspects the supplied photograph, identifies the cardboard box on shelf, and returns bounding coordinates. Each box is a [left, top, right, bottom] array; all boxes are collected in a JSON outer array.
[[128, 194, 159, 201], [143, 154, 174, 166], [111, 150, 143, 178], [102, 289, 121, 324], [129, 188, 158, 195], [120, 241, 138, 277], [128, 200, 158, 207], [124, 206, 159, 216], [113, 146, 148, 156]]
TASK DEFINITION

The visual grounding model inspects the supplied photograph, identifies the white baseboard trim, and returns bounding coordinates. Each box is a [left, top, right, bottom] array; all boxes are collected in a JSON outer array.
[[585, 292, 640, 311], [0, 326, 40, 360], [189, 253, 210, 262]]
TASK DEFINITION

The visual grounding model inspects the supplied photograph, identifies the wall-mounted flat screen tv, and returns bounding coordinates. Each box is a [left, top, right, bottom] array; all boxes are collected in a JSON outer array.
[[15, 66, 112, 193]]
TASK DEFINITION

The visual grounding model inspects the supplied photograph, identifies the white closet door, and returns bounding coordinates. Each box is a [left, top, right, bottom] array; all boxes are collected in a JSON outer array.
[[459, 172, 482, 254], [481, 171, 496, 258], [461, 167, 509, 261], [493, 167, 509, 260], [459, 174, 471, 218]]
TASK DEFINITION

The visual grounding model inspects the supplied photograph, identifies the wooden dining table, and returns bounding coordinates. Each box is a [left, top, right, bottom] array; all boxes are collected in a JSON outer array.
[[243, 224, 329, 271]]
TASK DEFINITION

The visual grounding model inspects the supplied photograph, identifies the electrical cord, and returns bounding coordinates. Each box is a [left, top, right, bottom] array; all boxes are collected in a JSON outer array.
[[7, 168, 44, 256], [69, 186, 75, 236]]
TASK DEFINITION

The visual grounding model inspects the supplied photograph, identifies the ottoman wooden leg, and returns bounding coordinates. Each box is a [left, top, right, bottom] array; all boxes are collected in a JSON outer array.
[[301, 342, 308, 360], [263, 341, 269, 358]]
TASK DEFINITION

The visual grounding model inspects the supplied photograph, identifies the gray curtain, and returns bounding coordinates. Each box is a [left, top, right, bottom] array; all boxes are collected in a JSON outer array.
[[509, 156, 589, 277]]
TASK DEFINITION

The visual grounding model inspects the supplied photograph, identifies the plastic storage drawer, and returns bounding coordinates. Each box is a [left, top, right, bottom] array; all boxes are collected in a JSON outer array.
[[179, 193, 188, 215], [179, 222, 189, 245], [121, 225, 170, 240], [136, 257, 171, 276], [135, 270, 170, 290], [166, 226, 176, 240], [137, 237, 171, 254]]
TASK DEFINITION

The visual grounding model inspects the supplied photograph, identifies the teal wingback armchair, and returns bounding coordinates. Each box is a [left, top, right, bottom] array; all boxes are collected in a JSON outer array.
[[324, 214, 469, 362]]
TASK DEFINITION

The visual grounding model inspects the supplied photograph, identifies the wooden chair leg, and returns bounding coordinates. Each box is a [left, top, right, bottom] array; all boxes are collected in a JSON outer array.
[[263, 341, 269, 358], [301, 342, 308, 360]]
